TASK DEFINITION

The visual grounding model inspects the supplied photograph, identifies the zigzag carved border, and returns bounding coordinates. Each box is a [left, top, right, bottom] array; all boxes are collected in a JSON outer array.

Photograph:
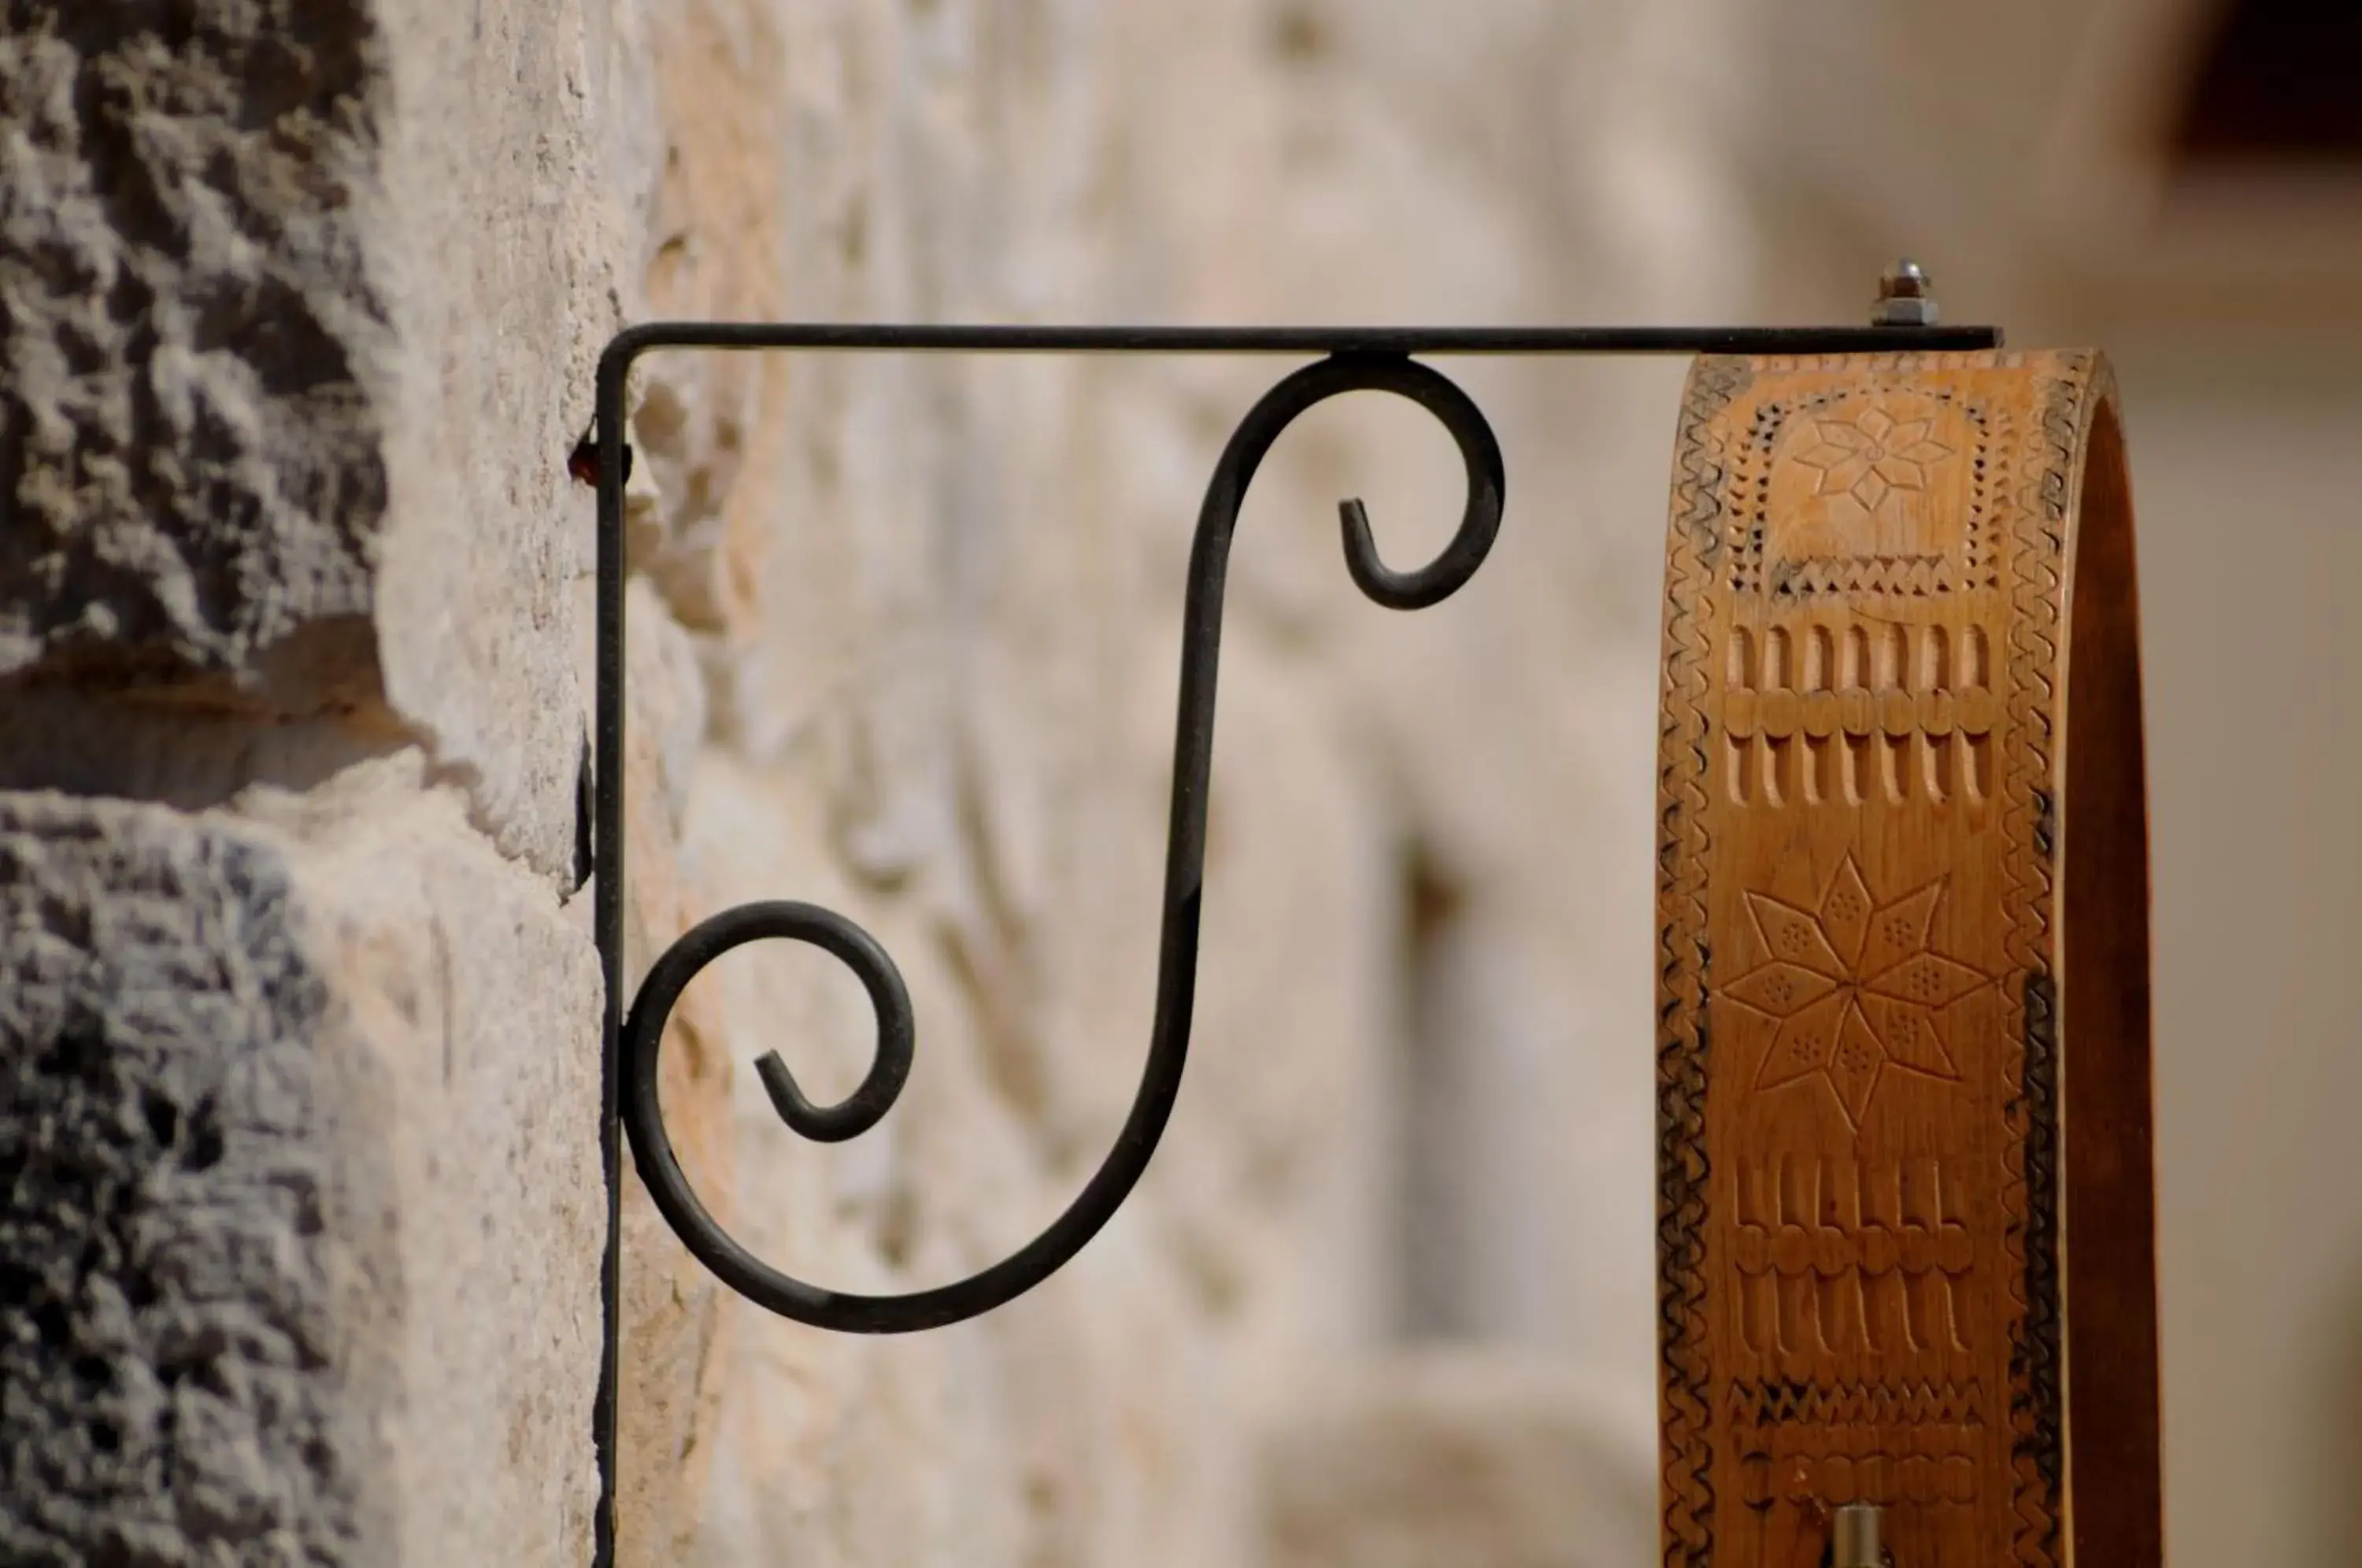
[[1657, 354, 1749, 1566]]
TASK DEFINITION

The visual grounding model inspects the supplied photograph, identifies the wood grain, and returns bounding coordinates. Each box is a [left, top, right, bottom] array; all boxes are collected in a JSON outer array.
[[1653, 351, 2160, 1566]]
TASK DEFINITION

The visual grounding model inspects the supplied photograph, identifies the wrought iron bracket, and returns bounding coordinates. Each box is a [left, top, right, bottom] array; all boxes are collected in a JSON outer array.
[[586, 311, 2003, 1563]]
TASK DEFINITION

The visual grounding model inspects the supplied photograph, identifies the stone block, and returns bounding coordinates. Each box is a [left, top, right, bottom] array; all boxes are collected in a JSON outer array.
[[0, 782, 639, 1565], [0, 0, 652, 882], [0, 6, 389, 704], [0, 792, 396, 1566]]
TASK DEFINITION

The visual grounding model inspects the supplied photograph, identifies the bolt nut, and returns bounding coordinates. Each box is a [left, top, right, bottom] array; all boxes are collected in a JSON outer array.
[[1872, 258, 1938, 327]]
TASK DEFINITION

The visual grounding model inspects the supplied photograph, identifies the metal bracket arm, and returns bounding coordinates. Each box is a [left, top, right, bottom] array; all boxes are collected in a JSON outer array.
[[586, 307, 2002, 1563]]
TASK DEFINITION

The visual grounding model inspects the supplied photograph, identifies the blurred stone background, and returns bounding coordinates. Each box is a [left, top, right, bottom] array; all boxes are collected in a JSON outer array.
[[1, 0, 2355, 1562]]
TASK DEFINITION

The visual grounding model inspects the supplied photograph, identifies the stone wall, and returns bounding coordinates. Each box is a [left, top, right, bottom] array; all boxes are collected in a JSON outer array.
[[2, 2, 1719, 1561]]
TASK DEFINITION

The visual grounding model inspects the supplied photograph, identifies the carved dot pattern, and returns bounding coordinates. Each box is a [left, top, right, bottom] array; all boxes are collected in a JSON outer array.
[[1900, 964, 1944, 1004]]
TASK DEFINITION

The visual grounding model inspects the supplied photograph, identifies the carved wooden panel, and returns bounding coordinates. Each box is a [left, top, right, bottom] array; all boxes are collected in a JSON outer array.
[[1655, 352, 2160, 1567]]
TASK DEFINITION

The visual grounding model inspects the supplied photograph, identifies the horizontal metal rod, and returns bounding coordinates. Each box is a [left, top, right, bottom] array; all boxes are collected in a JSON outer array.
[[602, 320, 2003, 359]]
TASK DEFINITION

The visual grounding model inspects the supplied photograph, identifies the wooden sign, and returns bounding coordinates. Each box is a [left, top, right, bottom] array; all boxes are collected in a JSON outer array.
[[1653, 351, 2160, 1566]]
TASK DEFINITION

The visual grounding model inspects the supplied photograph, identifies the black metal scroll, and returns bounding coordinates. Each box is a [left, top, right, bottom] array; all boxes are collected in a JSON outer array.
[[587, 317, 2002, 1564]]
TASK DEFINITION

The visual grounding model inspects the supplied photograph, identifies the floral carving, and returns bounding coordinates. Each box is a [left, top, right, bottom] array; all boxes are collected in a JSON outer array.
[[1720, 855, 1989, 1130], [1794, 405, 1954, 512]]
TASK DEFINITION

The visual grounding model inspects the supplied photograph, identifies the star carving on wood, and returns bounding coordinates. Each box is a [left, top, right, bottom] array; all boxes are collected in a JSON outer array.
[[1792, 405, 1953, 512], [1720, 855, 1990, 1131]]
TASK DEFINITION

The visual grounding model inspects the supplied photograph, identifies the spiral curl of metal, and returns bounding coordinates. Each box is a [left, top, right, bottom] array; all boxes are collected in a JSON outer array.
[[612, 353, 1503, 1333]]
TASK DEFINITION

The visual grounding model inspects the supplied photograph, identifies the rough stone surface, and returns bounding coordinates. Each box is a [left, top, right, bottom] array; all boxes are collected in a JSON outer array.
[[0, 775, 624, 1567], [0, 4, 390, 704], [250, 766, 609, 1568], [0, 0, 648, 881], [361, 0, 650, 880], [0, 793, 391, 1566]]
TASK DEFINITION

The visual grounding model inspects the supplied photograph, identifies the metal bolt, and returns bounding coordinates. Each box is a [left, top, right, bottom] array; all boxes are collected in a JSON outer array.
[[1832, 1503, 1886, 1567], [1871, 258, 1938, 327]]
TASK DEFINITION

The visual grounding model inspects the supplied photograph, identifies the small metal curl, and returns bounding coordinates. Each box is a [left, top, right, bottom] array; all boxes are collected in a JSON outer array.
[[629, 902, 912, 1146], [613, 352, 1503, 1334]]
